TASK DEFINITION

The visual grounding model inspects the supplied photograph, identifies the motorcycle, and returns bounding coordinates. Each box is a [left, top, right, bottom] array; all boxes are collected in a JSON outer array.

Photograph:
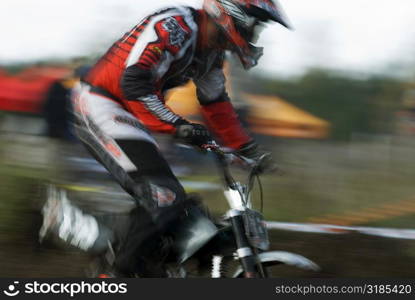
[[137, 143, 320, 278], [40, 142, 320, 278]]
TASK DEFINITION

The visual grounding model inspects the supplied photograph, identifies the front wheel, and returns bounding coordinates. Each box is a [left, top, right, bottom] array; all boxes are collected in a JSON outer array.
[[231, 251, 320, 278]]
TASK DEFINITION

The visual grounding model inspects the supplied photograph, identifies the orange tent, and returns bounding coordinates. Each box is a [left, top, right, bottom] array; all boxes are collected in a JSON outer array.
[[243, 94, 330, 139], [166, 81, 201, 123], [166, 82, 330, 139]]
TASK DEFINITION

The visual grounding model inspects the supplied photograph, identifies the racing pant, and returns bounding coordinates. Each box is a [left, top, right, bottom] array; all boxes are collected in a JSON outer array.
[[73, 84, 186, 213], [72, 83, 188, 275]]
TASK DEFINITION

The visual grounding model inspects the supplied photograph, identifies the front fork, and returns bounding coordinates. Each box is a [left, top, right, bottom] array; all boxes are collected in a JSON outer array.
[[228, 210, 261, 278]]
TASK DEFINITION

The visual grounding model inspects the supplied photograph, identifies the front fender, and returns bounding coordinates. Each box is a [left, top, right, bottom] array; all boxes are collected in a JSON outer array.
[[232, 251, 320, 278]]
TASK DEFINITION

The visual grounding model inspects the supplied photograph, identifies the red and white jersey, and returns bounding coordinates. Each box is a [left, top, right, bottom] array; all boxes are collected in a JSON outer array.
[[85, 6, 251, 149]]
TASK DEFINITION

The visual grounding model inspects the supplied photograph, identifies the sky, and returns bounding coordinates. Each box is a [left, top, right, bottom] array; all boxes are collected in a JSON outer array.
[[1, 0, 415, 77]]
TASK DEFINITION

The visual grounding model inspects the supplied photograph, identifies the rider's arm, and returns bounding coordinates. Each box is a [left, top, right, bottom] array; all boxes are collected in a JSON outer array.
[[120, 16, 191, 133], [195, 55, 252, 149]]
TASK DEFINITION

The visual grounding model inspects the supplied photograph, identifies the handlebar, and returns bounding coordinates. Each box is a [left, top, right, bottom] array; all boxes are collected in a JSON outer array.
[[201, 142, 272, 213], [201, 143, 238, 187], [201, 142, 266, 189], [201, 142, 265, 170]]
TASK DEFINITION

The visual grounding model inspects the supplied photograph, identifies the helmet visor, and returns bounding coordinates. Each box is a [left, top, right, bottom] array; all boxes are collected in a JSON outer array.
[[235, 20, 266, 45]]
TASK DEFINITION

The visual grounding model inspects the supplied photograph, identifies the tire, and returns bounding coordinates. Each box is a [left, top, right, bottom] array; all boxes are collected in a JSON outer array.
[[231, 251, 320, 278]]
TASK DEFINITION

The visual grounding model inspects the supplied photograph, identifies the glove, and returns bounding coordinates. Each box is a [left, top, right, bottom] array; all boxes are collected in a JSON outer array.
[[236, 141, 275, 174], [175, 123, 212, 148]]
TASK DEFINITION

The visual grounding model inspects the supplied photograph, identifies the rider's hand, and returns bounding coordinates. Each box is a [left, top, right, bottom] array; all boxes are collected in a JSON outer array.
[[175, 123, 212, 149], [236, 141, 276, 174]]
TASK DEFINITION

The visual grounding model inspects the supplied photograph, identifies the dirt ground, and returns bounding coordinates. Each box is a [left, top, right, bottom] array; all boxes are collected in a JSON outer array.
[[2, 206, 415, 278]]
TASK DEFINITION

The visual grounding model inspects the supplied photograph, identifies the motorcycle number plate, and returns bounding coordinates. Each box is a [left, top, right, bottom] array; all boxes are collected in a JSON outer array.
[[243, 209, 270, 251]]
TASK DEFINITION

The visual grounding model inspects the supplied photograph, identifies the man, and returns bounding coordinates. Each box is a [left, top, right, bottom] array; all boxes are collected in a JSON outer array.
[[43, 0, 291, 277]]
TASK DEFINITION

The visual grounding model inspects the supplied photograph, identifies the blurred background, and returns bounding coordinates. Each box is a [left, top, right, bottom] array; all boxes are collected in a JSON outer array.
[[1, 0, 415, 277]]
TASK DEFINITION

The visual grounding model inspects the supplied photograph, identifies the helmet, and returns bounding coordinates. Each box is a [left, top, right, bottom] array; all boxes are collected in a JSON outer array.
[[203, 0, 292, 69]]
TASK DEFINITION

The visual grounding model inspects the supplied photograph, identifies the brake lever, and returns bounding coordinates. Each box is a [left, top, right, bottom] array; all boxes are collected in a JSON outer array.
[[202, 143, 258, 169], [249, 153, 283, 176], [202, 143, 284, 176]]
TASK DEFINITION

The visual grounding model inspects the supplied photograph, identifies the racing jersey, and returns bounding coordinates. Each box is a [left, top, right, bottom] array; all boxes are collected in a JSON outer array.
[[85, 6, 251, 149]]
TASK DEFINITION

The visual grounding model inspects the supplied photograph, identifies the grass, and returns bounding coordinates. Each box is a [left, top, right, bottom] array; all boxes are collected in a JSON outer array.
[[365, 214, 415, 229], [3, 136, 415, 226], [196, 165, 415, 226]]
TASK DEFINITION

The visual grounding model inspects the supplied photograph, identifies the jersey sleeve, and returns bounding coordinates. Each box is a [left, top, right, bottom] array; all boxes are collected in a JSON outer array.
[[121, 15, 193, 133], [195, 55, 252, 149]]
